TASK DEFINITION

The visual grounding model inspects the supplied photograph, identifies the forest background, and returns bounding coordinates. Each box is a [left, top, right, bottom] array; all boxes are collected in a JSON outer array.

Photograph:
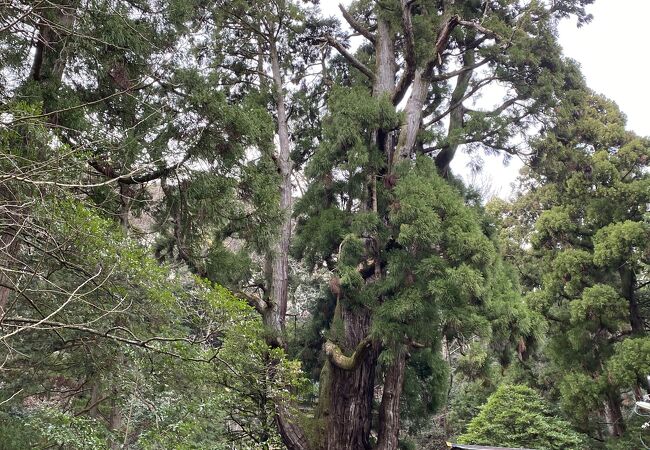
[[0, 0, 648, 449]]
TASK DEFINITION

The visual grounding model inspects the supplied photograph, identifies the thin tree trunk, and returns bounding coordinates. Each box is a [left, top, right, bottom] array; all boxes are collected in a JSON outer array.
[[435, 49, 475, 175], [0, 186, 20, 313], [267, 38, 292, 343], [267, 36, 311, 450], [109, 387, 123, 450], [620, 267, 643, 334]]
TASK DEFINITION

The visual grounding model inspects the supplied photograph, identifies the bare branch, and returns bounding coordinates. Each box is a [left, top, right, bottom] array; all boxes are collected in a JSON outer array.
[[320, 34, 375, 81], [2, 316, 219, 363], [338, 4, 375, 44]]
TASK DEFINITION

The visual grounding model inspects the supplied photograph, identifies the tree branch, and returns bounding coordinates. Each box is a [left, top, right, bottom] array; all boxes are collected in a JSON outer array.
[[338, 4, 375, 44], [89, 153, 191, 185], [324, 336, 373, 370], [320, 34, 375, 81], [234, 290, 268, 314], [430, 57, 490, 82], [458, 19, 504, 43], [2, 317, 219, 363], [433, 15, 461, 66]]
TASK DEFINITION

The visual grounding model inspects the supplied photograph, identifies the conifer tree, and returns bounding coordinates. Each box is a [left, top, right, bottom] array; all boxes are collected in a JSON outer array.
[[458, 384, 585, 450], [283, 1, 595, 448], [496, 88, 649, 441], [2, 1, 628, 449], [0, 1, 300, 446]]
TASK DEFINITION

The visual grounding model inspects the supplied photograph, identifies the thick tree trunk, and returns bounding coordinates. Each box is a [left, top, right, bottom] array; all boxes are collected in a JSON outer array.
[[320, 16, 402, 450], [394, 68, 428, 165], [373, 20, 396, 98], [321, 306, 377, 450], [376, 348, 407, 450]]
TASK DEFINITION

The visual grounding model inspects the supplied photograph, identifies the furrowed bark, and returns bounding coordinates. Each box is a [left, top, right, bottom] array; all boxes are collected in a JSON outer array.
[[376, 348, 407, 450], [276, 404, 311, 450], [320, 305, 378, 450], [374, 20, 396, 98], [318, 17, 397, 450]]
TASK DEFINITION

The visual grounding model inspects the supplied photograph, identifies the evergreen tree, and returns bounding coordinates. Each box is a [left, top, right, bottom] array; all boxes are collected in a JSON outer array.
[[495, 89, 649, 442], [284, 1, 594, 448], [458, 384, 586, 450], [5, 1, 642, 450], [0, 1, 302, 447]]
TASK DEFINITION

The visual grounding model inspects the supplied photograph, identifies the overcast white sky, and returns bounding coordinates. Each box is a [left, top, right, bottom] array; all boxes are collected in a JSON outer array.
[[320, 1, 649, 198]]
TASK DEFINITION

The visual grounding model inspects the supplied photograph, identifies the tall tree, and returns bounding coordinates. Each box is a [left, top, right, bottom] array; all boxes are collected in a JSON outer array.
[[285, 1, 594, 448], [495, 89, 649, 442], [0, 1, 301, 447], [2, 1, 620, 449]]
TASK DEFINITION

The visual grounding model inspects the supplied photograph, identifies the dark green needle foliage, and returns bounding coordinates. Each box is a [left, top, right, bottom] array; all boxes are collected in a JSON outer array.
[[2, 0, 647, 449], [496, 87, 650, 442]]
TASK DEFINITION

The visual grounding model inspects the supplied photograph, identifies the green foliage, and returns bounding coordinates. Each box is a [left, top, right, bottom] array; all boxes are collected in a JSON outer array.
[[1, 1, 639, 449], [0, 409, 107, 450], [607, 337, 650, 387], [458, 384, 586, 450], [500, 88, 650, 442]]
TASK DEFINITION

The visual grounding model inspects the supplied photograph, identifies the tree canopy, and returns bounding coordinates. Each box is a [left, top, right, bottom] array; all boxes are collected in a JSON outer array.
[[0, 0, 648, 449]]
